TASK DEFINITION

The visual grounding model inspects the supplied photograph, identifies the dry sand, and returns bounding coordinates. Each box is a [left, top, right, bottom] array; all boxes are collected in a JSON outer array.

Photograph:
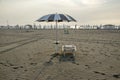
[[0, 29, 120, 80]]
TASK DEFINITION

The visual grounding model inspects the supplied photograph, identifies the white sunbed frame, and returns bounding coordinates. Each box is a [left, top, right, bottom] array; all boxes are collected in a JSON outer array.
[[61, 45, 77, 57]]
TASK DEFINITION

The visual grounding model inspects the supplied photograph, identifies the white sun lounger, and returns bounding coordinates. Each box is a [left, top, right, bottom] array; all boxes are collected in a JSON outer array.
[[62, 45, 76, 56]]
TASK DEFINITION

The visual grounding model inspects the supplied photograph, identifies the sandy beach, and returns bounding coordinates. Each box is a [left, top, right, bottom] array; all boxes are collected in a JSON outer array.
[[0, 29, 120, 80]]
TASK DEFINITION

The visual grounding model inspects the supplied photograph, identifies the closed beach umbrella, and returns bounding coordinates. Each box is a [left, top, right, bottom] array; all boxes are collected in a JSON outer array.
[[36, 13, 76, 53]]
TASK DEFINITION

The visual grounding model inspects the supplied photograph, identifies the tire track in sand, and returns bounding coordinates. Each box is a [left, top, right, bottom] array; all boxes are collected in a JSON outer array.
[[0, 38, 41, 54]]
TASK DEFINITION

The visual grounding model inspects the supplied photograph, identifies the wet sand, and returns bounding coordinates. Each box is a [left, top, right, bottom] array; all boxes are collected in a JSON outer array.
[[0, 29, 120, 80]]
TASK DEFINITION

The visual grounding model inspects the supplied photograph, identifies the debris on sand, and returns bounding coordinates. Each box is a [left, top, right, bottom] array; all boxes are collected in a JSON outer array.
[[85, 65, 90, 68], [30, 62, 37, 66], [0, 62, 9, 67], [12, 66, 19, 69], [93, 71, 106, 75], [11, 65, 24, 69], [44, 61, 53, 66], [113, 74, 120, 78]]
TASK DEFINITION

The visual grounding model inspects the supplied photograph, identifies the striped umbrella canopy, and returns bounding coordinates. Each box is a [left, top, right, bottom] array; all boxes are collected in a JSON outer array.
[[36, 13, 76, 22], [36, 13, 76, 54]]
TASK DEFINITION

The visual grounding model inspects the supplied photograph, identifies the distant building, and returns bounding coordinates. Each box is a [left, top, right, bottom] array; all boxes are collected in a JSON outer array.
[[79, 25, 97, 29], [24, 24, 33, 29], [0, 26, 4, 29], [101, 24, 116, 30], [118, 25, 120, 30]]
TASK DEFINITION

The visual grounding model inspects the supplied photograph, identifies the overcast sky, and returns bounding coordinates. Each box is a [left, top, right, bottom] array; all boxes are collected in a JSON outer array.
[[0, 0, 120, 25]]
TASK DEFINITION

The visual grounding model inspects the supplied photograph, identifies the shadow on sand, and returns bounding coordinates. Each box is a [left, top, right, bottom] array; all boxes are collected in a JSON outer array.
[[45, 53, 79, 65], [59, 54, 75, 62]]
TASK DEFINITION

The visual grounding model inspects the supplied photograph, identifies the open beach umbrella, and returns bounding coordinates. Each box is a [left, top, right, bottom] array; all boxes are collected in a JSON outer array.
[[36, 13, 76, 53]]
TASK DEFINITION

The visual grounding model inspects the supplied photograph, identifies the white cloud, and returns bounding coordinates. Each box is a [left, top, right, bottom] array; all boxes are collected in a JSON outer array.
[[81, 0, 107, 4], [72, 0, 108, 6]]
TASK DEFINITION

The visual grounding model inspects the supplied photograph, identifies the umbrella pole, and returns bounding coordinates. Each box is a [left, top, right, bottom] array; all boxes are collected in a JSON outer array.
[[55, 20, 58, 54]]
